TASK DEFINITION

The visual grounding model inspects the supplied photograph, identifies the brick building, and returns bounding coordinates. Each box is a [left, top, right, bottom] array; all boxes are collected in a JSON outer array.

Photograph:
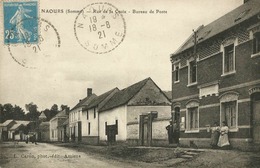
[[170, 0, 260, 149]]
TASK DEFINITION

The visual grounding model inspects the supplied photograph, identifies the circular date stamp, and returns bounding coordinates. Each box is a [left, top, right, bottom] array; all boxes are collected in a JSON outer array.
[[6, 18, 61, 69], [74, 2, 126, 54]]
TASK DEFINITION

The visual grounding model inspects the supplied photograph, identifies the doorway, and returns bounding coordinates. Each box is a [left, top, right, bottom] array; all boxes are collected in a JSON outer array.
[[78, 121, 82, 142], [139, 112, 158, 146], [252, 93, 260, 143], [140, 116, 148, 146], [174, 107, 180, 144]]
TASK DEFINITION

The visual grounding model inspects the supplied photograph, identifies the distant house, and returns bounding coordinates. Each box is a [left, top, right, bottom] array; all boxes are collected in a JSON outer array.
[[9, 120, 30, 141], [38, 122, 50, 142], [170, 0, 260, 149], [81, 87, 119, 144], [69, 88, 96, 142], [0, 120, 16, 141], [0, 120, 31, 141], [38, 112, 49, 142], [99, 78, 171, 146], [0, 120, 15, 141], [61, 119, 69, 142], [49, 109, 68, 142]]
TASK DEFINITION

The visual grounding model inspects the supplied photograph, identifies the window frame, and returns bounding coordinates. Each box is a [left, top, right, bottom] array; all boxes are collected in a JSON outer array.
[[224, 44, 235, 74], [187, 107, 199, 130], [252, 32, 260, 57], [78, 111, 81, 120], [222, 101, 237, 128], [187, 59, 197, 86], [185, 100, 199, 133], [173, 62, 180, 83], [219, 92, 239, 132], [221, 37, 238, 76], [88, 122, 91, 135]]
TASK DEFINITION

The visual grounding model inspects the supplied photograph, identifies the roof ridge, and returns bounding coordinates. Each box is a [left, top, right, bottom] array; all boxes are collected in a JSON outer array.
[[86, 87, 119, 109], [99, 77, 151, 112], [172, 0, 260, 56], [124, 77, 151, 104], [70, 93, 97, 111], [172, 25, 204, 55]]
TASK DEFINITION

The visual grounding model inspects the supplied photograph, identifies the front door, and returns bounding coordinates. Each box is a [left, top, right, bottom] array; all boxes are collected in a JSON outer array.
[[60, 130, 63, 142], [107, 125, 117, 144], [142, 122, 148, 146], [78, 121, 82, 142], [253, 99, 260, 143]]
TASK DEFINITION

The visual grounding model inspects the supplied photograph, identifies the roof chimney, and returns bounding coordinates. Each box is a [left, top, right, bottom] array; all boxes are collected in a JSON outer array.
[[87, 88, 92, 97], [244, 0, 249, 3]]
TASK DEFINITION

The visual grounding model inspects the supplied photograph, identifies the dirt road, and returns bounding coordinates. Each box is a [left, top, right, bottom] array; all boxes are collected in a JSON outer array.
[[1, 142, 260, 168], [0, 142, 144, 168]]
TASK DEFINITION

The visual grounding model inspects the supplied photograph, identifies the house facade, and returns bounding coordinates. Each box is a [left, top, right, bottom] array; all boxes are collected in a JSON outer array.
[[0, 120, 16, 141], [69, 88, 96, 142], [170, 0, 260, 149], [9, 121, 30, 141], [38, 122, 50, 142], [81, 88, 119, 144], [38, 111, 50, 142], [99, 78, 171, 146], [0, 120, 31, 141], [49, 109, 68, 142]]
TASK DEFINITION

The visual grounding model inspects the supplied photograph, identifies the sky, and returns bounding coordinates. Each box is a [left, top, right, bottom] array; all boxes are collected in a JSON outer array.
[[0, 0, 243, 111]]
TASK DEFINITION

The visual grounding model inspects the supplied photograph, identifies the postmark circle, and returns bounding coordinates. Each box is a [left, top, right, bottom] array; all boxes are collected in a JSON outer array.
[[74, 2, 126, 54], [6, 18, 61, 69]]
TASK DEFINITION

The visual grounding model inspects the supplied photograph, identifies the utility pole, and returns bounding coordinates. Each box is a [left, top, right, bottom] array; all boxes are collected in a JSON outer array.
[[192, 29, 198, 59]]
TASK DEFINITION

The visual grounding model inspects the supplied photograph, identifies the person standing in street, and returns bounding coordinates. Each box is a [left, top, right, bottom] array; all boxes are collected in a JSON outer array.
[[166, 121, 174, 144], [217, 121, 230, 149], [173, 120, 180, 145], [210, 122, 220, 148]]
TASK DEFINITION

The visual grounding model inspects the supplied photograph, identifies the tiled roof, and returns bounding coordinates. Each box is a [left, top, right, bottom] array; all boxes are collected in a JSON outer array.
[[70, 94, 97, 111], [85, 87, 119, 110], [62, 119, 69, 126], [39, 122, 49, 130], [173, 0, 260, 55], [54, 109, 68, 118], [39, 112, 47, 119], [163, 91, 172, 100], [99, 78, 150, 112], [0, 119, 14, 126], [10, 120, 30, 131]]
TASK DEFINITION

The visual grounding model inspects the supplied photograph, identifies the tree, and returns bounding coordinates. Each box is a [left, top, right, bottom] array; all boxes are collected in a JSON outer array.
[[0, 104, 26, 122], [61, 104, 69, 111], [13, 105, 25, 120], [0, 104, 4, 123], [41, 104, 59, 121], [25, 102, 40, 121], [1, 104, 14, 122], [51, 104, 58, 112]]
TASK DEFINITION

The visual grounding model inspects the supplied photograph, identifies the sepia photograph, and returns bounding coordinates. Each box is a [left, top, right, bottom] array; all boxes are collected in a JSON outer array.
[[0, 0, 260, 167]]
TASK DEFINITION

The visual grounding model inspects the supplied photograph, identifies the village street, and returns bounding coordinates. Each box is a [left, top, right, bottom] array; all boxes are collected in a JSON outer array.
[[1, 141, 260, 168], [0, 142, 148, 168]]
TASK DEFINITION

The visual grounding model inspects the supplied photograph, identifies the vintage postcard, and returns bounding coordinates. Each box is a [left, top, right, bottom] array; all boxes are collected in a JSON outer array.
[[0, 0, 260, 167]]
